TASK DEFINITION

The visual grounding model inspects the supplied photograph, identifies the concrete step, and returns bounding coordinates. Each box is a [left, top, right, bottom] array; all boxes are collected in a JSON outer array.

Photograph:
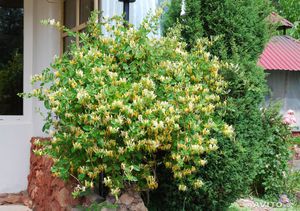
[[0, 205, 31, 211]]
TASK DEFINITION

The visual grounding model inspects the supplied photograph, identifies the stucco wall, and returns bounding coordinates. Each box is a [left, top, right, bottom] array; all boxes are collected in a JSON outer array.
[[0, 122, 32, 193], [32, 0, 61, 136]]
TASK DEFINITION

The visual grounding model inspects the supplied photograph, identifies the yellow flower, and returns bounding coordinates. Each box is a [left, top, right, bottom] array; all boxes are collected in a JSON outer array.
[[54, 71, 60, 77], [209, 144, 218, 151], [88, 172, 97, 179], [84, 180, 93, 188], [210, 63, 219, 74], [174, 172, 183, 179], [111, 188, 120, 197], [178, 184, 187, 191], [165, 162, 172, 168], [104, 176, 112, 187], [76, 70, 84, 78], [146, 176, 158, 189], [76, 89, 89, 102], [199, 159, 207, 166], [223, 124, 234, 137], [209, 138, 217, 145], [73, 142, 82, 150], [202, 128, 210, 135], [193, 179, 204, 189], [49, 19, 56, 26]]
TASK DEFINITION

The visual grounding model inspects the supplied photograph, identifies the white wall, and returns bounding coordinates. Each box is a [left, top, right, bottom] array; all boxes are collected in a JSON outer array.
[[0, 0, 61, 193], [102, 0, 158, 27], [266, 70, 300, 131], [0, 123, 32, 193], [32, 0, 61, 136]]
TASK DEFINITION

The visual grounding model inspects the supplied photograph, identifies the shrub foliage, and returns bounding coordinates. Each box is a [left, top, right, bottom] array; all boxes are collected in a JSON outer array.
[[26, 11, 233, 198], [253, 105, 291, 200], [163, 0, 271, 59]]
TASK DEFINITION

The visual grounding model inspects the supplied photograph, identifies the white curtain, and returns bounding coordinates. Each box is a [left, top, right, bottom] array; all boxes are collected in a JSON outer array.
[[101, 0, 158, 27], [266, 70, 300, 130]]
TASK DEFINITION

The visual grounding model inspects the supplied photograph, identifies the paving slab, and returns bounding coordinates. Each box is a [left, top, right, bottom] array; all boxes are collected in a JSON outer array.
[[0, 205, 31, 211], [292, 160, 300, 170]]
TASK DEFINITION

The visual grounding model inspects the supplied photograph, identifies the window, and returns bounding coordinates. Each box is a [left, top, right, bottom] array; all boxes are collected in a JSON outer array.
[[0, 0, 24, 115], [62, 0, 101, 52]]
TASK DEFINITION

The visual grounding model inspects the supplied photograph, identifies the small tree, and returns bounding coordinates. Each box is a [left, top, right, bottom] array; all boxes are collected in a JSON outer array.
[[26, 11, 233, 198], [163, 0, 272, 59]]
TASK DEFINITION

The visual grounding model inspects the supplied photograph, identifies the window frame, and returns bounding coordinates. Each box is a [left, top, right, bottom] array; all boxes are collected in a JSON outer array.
[[0, 0, 28, 122], [61, 0, 101, 54]]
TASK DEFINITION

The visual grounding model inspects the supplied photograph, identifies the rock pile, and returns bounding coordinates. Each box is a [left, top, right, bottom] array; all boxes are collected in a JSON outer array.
[[27, 138, 81, 211], [0, 191, 32, 207], [116, 191, 147, 211]]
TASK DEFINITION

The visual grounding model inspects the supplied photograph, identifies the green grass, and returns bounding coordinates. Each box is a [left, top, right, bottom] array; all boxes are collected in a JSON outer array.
[[273, 204, 300, 211], [227, 202, 251, 211], [291, 136, 300, 145]]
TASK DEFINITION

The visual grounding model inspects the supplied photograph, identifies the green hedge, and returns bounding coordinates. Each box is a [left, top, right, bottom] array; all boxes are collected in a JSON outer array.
[[149, 0, 291, 209]]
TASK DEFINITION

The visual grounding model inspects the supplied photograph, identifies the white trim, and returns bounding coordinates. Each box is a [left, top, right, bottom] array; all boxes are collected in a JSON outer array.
[[0, 0, 33, 123]]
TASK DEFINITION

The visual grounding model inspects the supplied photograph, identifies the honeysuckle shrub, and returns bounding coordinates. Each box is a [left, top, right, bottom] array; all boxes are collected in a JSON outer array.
[[25, 11, 233, 198]]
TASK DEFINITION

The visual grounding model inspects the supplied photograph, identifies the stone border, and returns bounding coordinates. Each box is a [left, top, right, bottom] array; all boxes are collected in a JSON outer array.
[[0, 191, 32, 208], [27, 137, 82, 210]]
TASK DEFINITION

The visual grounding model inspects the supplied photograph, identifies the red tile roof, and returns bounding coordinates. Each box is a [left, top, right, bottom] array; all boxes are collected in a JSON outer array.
[[258, 36, 300, 71], [268, 12, 294, 28]]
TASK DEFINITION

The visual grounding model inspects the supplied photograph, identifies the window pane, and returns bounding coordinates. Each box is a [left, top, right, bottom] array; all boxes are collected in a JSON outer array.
[[0, 2, 23, 115], [80, 0, 94, 24], [63, 36, 76, 52], [64, 0, 76, 29]]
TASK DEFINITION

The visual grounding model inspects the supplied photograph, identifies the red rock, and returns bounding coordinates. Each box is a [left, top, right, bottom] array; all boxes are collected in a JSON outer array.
[[8, 194, 21, 204], [117, 190, 148, 211], [27, 137, 82, 210], [36, 170, 45, 184], [84, 193, 104, 206], [49, 200, 62, 211], [119, 193, 134, 206], [23, 197, 33, 208], [29, 186, 39, 200], [54, 188, 69, 208], [0, 193, 26, 205], [51, 178, 65, 188]]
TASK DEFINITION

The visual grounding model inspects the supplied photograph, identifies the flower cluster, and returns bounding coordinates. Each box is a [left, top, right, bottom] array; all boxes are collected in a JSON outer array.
[[25, 11, 233, 197], [283, 109, 297, 125]]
